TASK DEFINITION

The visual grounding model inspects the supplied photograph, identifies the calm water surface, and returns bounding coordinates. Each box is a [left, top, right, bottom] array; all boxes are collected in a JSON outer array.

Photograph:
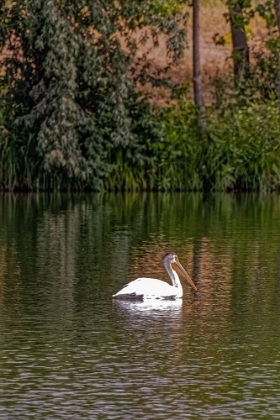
[[0, 193, 280, 419]]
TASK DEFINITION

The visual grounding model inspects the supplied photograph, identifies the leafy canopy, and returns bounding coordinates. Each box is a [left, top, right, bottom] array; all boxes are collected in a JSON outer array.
[[0, 0, 188, 189]]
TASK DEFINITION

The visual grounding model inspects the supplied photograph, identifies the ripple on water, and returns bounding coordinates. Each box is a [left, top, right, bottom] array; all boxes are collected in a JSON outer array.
[[1, 193, 280, 418]]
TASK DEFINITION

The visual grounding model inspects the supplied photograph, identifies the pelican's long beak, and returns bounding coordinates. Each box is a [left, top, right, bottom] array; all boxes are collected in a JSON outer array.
[[172, 260, 197, 291]]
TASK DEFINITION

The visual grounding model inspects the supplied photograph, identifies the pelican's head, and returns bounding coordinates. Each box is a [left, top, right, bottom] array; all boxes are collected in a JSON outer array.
[[163, 252, 197, 291]]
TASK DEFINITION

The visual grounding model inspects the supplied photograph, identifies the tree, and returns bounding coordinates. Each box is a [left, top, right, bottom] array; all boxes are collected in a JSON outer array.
[[274, 0, 280, 125], [227, 0, 250, 80], [192, 0, 205, 124], [256, 0, 280, 125], [0, 0, 188, 190]]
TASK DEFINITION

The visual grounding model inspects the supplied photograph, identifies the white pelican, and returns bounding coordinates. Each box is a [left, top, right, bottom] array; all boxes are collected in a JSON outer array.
[[112, 252, 197, 300]]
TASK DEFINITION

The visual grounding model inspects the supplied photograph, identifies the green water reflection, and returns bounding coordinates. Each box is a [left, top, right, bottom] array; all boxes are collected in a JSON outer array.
[[0, 193, 280, 418]]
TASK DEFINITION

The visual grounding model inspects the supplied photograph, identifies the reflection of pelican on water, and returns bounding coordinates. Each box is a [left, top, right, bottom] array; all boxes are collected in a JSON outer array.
[[113, 298, 183, 315], [112, 252, 197, 300]]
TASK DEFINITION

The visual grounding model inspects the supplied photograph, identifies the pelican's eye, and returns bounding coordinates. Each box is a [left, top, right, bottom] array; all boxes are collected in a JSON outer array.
[[175, 256, 179, 263]]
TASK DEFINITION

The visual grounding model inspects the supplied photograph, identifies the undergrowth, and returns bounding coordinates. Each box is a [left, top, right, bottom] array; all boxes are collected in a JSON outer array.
[[1, 97, 280, 191], [104, 98, 280, 192]]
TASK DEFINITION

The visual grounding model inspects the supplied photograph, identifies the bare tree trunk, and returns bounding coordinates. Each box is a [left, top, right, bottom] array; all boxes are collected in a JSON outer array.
[[274, 0, 280, 128], [193, 0, 206, 126], [228, 4, 249, 80]]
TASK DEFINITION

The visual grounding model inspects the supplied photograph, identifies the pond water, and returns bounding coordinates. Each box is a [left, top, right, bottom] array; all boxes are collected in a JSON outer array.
[[0, 193, 280, 419]]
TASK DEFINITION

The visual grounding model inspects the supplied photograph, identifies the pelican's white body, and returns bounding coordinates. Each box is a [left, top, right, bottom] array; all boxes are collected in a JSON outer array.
[[112, 252, 196, 300], [112, 272, 183, 300]]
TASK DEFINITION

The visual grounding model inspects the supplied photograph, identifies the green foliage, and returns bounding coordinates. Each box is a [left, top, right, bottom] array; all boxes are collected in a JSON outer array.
[[149, 0, 187, 17], [158, 99, 280, 191], [102, 95, 280, 192], [1, 0, 280, 192], [0, 0, 188, 190], [223, 0, 255, 27], [212, 32, 280, 105], [256, 1, 276, 28]]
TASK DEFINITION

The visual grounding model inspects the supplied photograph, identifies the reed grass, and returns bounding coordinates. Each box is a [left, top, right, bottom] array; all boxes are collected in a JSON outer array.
[[1, 93, 280, 192], [104, 99, 280, 192]]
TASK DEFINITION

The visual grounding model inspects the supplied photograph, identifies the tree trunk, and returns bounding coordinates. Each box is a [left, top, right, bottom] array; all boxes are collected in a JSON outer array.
[[274, 0, 280, 128], [229, 3, 249, 79], [193, 0, 206, 126]]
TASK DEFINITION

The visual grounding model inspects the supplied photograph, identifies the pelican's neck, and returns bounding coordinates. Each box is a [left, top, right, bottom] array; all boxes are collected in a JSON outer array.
[[165, 262, 183, 292]]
